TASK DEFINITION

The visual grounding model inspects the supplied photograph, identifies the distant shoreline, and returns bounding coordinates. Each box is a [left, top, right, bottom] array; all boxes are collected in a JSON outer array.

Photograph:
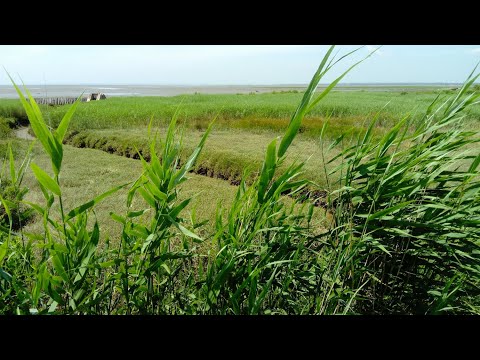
[[0, 83, 463, 99]]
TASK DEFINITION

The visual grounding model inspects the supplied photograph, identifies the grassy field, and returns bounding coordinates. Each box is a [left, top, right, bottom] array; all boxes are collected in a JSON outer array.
[[41, 90, 480, 130], [5, 91, 437, 207], [3, 89, 478, 190], [1, 48, 480, 315], [64, 127, 346, 187], [3, 89, 480, 132], [18, 140, 326, 244], [52, 89, 480, 191]]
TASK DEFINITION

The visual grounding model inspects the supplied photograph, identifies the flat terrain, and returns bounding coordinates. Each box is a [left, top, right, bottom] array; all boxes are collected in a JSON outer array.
[[2, 89, 479, 243], [19, 142, 239, 241], [2, 82, 479, 315], [34, 90, 480, 131], [13, 141, 326, 246], [0, 83, 462, 98]]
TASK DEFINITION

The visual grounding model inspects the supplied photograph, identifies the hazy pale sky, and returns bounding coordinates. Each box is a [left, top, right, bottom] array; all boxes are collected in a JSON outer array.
[[1, 45, 479, 85]]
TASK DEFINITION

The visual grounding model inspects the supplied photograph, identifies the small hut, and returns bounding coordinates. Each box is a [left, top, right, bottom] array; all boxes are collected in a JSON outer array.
[[86, 93, 107, 102]]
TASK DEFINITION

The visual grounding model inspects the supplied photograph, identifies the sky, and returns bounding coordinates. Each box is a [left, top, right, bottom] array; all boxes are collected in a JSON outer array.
[[0, 45, 479, 85]]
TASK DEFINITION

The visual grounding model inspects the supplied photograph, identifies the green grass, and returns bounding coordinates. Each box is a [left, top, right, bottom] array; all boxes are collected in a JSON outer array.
[[64, 127, 350, 188], [0, 45, 358, 314], [5, 88, 477, 194], [21, 142, 239, 242], [325, 80, 480, 314], [1, 46, 479, 315], [21, 141, 327, 246], [3, 90, 479, 133], [3, 85, 479, 194]]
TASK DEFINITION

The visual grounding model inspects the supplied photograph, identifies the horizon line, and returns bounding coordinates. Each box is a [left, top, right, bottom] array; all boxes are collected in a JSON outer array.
[[0, 82, 470, 86]]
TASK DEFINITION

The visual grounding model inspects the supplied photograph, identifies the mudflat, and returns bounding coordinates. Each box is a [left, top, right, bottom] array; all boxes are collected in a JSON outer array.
[[0, 83, 459, 99]]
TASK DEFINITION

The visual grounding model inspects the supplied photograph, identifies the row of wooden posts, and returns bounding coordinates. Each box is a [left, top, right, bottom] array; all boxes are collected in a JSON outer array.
[[31, 93, 107, 106]]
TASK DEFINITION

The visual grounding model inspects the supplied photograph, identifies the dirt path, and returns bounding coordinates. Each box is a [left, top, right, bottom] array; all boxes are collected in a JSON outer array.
[[14, 127, 35, 141]]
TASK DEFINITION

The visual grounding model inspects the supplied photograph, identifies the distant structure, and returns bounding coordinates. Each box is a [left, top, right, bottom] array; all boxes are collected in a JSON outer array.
[[85, 93, 107, 102], [31, 93, 107, 106]]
